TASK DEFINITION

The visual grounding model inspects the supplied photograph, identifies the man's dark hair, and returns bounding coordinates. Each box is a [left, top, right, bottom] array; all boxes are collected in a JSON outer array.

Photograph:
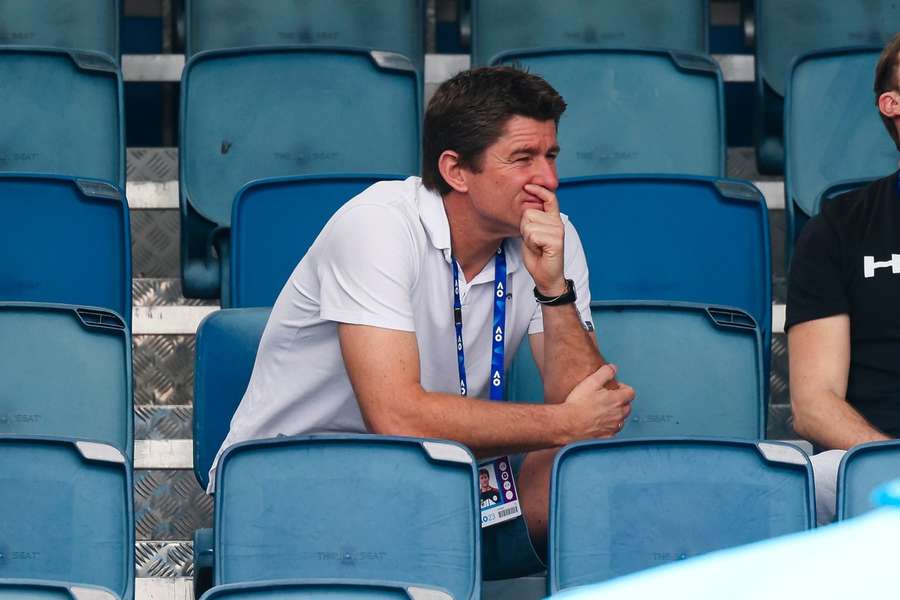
[[478, 468, 489, 477], [422, 66, 567, 195], [874, 33, 900, 151]]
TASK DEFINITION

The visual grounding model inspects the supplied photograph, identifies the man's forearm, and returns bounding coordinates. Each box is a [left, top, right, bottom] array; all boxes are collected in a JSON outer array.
[[368, 388, 574, 458], [540, 302, 606, 404], [793, 392, 890, 449]]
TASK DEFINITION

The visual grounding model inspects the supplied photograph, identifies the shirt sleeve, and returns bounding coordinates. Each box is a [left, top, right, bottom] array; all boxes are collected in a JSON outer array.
[[528, 216, 593, 335], [785, 213, 849, 330], [316, 204, 418, 331]]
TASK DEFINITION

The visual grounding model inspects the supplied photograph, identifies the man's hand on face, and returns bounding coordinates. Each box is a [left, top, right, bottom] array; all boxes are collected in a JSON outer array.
[[520, 183, 567, 296]]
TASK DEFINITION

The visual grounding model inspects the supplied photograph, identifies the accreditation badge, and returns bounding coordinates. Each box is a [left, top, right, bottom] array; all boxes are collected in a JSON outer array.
[[478, 455, 522, 528]]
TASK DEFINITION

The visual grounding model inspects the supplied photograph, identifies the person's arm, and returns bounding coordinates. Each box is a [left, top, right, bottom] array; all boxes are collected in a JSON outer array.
[[520, 184, 617, 404], [788, 315, 889, 449], [338, 323, 634, 458]]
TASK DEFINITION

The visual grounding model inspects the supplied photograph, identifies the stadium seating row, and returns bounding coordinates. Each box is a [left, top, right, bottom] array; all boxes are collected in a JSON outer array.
[[2, 0, 898, 177], [1, 43, 895, 308], [7, 428, 900, 599]]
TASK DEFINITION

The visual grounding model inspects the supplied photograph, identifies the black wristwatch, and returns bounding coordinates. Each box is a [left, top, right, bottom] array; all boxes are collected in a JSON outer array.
[[534, 279, 577, 306]]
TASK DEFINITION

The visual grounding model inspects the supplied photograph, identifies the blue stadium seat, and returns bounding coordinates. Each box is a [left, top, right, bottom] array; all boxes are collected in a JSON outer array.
[[0, 303, 132, 458], [549, 439, 814, 592], [509, 302, 765, 439], [555, 176, 770, 329], [0, 176, 131, 325], [230, 174, 403, 307], [491, 49, 724, 178], [0, 1, 120, 60], [180, 47, 421, 298], [214, 436, 479, 600], [187, 0, 425, 71], [0, 581, 119, 600], [194, 308, 270, 490], [755, 0, 900, 174], [471, 0, 708, 66], [199, 580, 452, 600], [837, 440, 900, 519], [0, 48, 123, 187], [784, 48, 899, 263], [0, 436, 133, 600]]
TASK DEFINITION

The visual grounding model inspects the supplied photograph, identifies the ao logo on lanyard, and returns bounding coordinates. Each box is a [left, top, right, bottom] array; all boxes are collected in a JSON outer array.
[[451, 242, 522, 528]]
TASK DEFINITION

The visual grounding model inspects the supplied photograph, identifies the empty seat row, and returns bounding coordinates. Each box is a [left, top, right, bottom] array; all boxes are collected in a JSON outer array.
[[5, 430, 899, 599], [200, 433, 814, 598], [1, 43, 892, 303]]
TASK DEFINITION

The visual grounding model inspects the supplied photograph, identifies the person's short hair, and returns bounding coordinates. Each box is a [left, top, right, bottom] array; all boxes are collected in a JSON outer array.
[[874, 33, 900, 151], [478, 468, 489, 478], [422, 66, 567, 195]]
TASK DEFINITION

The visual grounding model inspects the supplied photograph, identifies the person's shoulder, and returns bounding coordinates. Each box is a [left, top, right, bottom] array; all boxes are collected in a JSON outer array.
[[819, 171, 897, 228], [326, 176, 425, 235]]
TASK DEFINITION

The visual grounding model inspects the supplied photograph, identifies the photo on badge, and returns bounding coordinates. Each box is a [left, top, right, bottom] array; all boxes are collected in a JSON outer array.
[[478, 455, 522, 528]]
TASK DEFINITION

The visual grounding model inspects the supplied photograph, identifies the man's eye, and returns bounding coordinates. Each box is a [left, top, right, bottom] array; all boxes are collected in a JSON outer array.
[[514, 156, 531, 163]]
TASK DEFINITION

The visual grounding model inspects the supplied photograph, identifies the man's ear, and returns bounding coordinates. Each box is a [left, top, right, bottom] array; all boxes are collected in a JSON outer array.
[[438, 150, 469, 193], [878, 91, 900, 119]]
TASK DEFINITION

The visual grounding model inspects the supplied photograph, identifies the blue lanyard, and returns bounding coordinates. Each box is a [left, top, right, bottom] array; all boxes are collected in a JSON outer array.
[[452, 243, 508, 401]]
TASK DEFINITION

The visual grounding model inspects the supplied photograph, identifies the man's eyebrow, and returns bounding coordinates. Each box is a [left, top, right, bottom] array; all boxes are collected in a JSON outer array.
[[508, 144, 561, 155]]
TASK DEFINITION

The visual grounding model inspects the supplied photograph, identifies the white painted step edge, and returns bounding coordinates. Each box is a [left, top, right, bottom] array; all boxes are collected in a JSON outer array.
[[135, 577, 193, 600]]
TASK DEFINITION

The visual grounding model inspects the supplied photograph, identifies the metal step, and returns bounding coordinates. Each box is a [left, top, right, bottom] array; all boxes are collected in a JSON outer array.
[[120, 53, 755, 84]]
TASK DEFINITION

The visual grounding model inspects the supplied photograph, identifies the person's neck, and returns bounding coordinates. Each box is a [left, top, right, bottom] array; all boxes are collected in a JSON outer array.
[[443, 192, 505, 281]]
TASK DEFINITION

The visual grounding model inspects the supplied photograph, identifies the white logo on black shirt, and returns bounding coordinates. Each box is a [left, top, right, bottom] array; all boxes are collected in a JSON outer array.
[[863, 254, 900, 278]]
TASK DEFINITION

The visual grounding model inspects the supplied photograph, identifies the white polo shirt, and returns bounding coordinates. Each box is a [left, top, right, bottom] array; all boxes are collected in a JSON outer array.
[[209, 176, 592, 489]]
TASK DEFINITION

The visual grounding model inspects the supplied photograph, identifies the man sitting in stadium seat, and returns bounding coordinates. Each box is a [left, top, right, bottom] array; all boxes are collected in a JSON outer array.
[[210, 66, 636, 578], [788, 34, 900, 525]]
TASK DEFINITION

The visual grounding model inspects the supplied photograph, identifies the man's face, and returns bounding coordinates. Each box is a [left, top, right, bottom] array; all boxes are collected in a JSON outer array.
[[479, 472, 490, 489], [461, 116, 560, 237]]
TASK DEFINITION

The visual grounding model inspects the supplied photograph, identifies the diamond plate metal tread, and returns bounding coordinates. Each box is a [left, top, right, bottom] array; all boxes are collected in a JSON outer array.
[[136, 405, 194, 440], [770, 332, 789, 405], [134, 278, 217, 307], [128, 148, 179, 182], [134, 335, 195, 406], [135, 541, 195, 578], [133, 210, 181, 278], [135, 469, 213, 542]]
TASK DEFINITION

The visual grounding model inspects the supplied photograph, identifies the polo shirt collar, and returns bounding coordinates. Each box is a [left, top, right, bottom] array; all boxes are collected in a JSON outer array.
[[417, 182, 522, 274]]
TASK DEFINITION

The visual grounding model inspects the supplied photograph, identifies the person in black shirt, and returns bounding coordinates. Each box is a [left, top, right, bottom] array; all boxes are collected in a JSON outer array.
[[787, 34, 900, 524]]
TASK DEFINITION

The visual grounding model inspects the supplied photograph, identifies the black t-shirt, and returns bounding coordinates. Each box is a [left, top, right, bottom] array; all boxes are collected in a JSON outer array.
[[786, 171, 900, 436]]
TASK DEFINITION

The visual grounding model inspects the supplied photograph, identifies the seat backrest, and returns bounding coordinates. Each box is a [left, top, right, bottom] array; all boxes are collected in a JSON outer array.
[[492, 49, 724, 178], [0, 0, 119, 60], [549, 439, 814, 592], [0, 48, 123, 186], [0, 177, 131, 325], [471, 0, 707, 66], [0, 581, 120, 600], [194, 308, 271, 489], [0, 303, 132, 458], [557, 176, 770, 341], [187, 0, 425, 70], [785, 48, 900, 220], [837, 440, 900, 519], [756, 0, 900, 99], [199, 580, 452, 600], [230, 175, 402, 307], [180, 47, 420, 298], [0, 436, 133, 600], [215, 436, 479, 599], [508, 302, 765, 438]]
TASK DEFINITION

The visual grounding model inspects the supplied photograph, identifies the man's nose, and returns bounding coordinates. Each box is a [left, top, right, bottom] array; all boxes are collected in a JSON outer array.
[[534, 157, 559, 191]]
